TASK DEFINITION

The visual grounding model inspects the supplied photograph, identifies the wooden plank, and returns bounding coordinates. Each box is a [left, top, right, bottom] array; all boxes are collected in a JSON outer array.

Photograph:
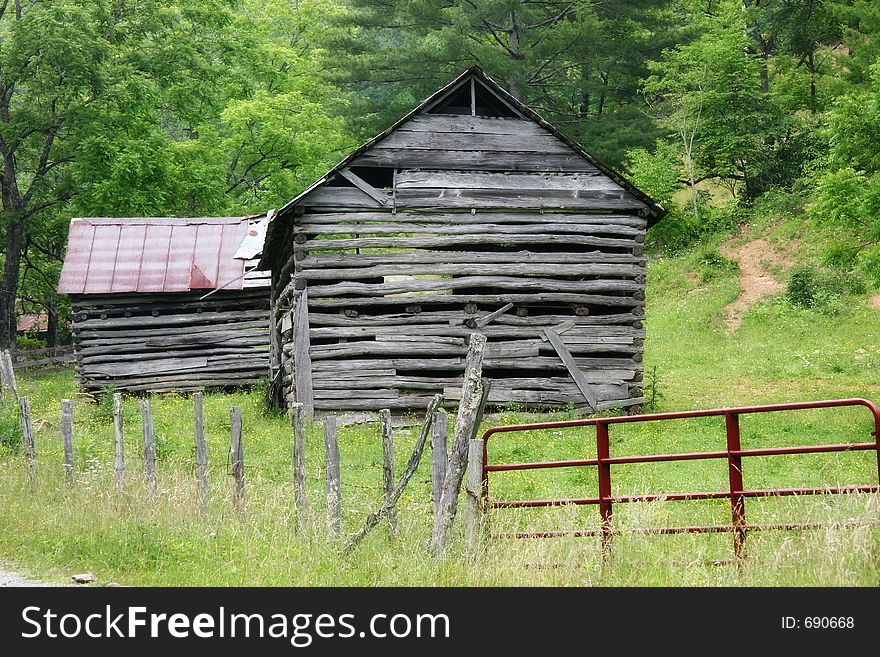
[[464, 438, 484, 555], [230, 406, 244, 512], [113, 393, 125, 488], [289, 402, 307, 532], [293, 290, 314, 421], [351, 148, 600, 172], [402, 114, 546, 135], [431, 411, 448, 522], [298, 262, 640, 281], [307, 277, 642, 298], [308, 293, 643, 309], [299, 250, 642, 268], [19, 396, 35, 479], [430, 334, 487, 557], [395, 188, 645, 211], [302, 233, 637, 251], [324, 415, 341, 536], [378, 130, 571, 153], [75, 309, 270, 330], [339, 168, 392, 206], [296, 222, 641, 238], [298, 212, 647, 229], [311, 356, 640, 376], [299, 186, 387, 209], [141, 399, 157, 495], [379, 408, 398, 537], [308, 311, 642, 328], [308, 324, 643, 341], [543, 328, 598, 412], [194, 392, 209, 500], [308, 342, 538, 360], [60, 400, 74, 483], [73, 320, 269, 340], [395, 170, 623, 191]]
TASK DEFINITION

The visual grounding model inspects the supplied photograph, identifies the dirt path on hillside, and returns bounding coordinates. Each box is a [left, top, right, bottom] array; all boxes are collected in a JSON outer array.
[[869, 293, 880, 309], [720, 235, 787, 332]]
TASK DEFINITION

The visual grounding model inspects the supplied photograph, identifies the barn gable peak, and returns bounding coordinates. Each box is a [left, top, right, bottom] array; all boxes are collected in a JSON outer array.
[[259, 67, 665, 269]]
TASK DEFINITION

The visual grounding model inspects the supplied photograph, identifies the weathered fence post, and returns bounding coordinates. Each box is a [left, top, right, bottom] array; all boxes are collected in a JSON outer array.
[[431, 411, 448, 522], [60, 399, 74, 484], [343, 394, 443, 553], [193, 392, 209, 501], [464, 438, 485, 555], [19, 396, 35, 480], [141, 399, 157, 496], [324, 415, 341, 536], [289, 402, 307, 531], [230, 406, 244, 513], [430, 333, 488, 557], [112, 393, 125, 488], [0, 349, 18, 397], [379, 409, 398, 537]]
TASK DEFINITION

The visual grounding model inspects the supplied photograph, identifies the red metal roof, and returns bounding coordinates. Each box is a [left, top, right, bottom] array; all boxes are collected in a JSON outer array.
[[17, 313, 49, 333], [58, 217, 259, 294]]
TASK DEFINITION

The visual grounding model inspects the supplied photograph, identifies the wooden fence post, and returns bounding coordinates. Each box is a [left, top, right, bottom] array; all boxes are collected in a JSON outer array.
[[324, 415, 341, 536], [0, 349, 17, 397], [431, 411, 448, 522], [112, 393, 125, 488], [430, 333, 488, 557], [60, 399, 74, 484], [230, 406, 244, 513], [19, 396, 35, 480], [464, 438, 485, 555], [141, 399, 157, 496], [193, 392, 209, 501], [289, 402, 307, 531], [379, 409, 398, 537]]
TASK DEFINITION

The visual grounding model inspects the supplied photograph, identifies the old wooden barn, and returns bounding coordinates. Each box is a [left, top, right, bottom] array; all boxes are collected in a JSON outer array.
[[58, 216, 271, 393], [259, 67, 665, 415]]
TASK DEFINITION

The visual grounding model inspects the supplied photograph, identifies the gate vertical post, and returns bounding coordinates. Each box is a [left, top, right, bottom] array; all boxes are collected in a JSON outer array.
[[596, 421, 613, 558], [725, 412, 747, 559]]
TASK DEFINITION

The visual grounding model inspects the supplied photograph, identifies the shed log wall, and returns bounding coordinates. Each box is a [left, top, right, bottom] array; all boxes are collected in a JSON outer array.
[[71, 289, 270, 393]]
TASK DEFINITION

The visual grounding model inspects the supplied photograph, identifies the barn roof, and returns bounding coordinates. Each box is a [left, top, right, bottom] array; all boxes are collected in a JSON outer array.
[[58, 216, 266, 295], [259, 65, 666, 269]]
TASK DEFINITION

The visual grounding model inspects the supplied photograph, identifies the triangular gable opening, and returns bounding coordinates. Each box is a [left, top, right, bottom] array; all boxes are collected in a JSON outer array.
[[426, 76, 520, 118]]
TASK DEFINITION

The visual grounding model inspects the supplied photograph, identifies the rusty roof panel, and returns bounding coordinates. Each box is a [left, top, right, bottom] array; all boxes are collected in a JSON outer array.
[[110, 223, 147, 293], [164, 224, 199, 291], [136, 224, 173, 293], [192, 223, 224, 288], [83, 224, 120, 295], [60, 220, 96, 295], [58, 217, 264, 295]]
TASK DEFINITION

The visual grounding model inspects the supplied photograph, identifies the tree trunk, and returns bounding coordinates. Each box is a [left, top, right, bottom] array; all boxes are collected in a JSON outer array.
[[0, 218, 23, 350]]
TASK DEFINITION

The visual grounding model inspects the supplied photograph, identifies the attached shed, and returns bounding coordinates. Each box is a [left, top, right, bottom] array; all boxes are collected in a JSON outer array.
[[58, 216, 271, 393], [259, 67, 665, 415]]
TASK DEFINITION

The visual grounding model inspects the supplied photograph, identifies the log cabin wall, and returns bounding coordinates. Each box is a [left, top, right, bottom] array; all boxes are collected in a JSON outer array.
[[264, 68, 663, 415], [70, 289, 270, 393]]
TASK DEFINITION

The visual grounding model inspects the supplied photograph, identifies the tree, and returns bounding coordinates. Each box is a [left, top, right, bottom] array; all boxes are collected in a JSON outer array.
[[1, 0, 353, 348], [331, 0, 682, 166]]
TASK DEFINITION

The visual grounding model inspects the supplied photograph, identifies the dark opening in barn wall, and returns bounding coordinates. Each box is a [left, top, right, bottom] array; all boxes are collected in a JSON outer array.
[[259, 67, 665, 415]]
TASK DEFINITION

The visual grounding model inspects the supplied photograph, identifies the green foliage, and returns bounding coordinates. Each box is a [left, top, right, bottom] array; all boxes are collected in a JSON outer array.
[[785, 264, 866, 312], [0, 398, 22, 454], [642, 365, 664, 414], [696, 248, 739, 283]]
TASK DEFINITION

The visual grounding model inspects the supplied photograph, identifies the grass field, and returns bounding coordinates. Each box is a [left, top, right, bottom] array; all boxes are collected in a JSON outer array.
[[1, 239, 879, 586]]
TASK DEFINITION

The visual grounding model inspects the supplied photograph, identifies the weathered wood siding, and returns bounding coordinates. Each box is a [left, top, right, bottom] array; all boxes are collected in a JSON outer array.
[[71, 288, 270, 393], [268, 112, 650, 413]]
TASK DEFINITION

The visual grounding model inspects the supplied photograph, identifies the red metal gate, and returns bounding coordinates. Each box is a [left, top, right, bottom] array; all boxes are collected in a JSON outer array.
[[481, 398, 880, 557]]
